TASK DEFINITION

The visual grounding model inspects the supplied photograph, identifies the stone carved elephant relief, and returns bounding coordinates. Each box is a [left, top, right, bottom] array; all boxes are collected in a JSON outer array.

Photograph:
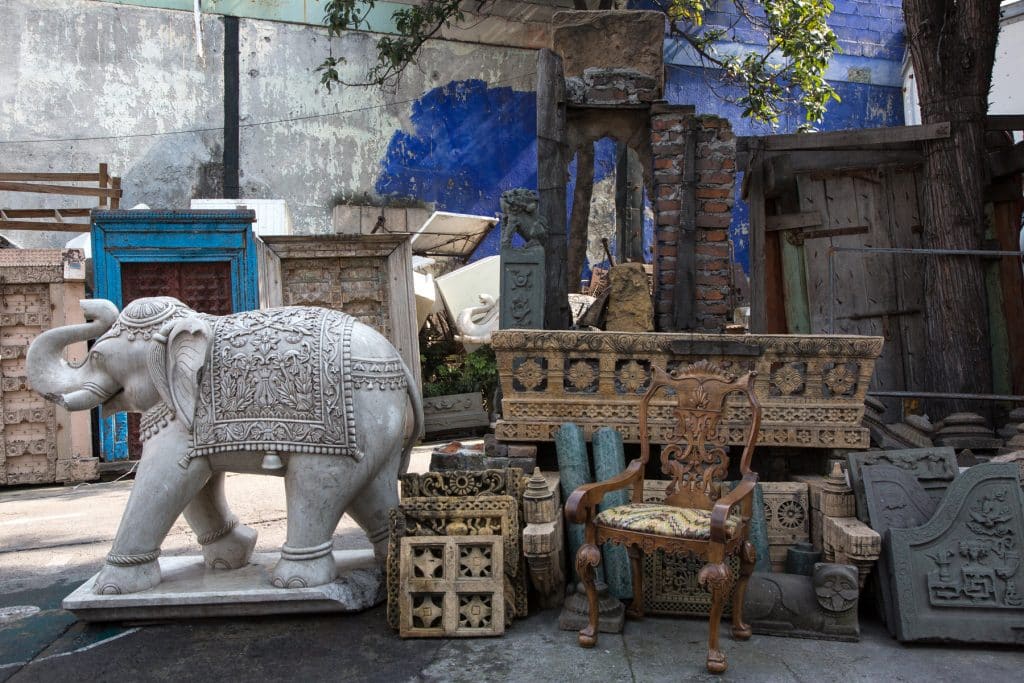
[[27, 296, 423, 595]]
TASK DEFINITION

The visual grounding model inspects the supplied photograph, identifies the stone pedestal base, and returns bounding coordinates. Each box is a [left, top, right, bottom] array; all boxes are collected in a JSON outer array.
[[63, 550, 383, 622], [557, 582, 625, 634]]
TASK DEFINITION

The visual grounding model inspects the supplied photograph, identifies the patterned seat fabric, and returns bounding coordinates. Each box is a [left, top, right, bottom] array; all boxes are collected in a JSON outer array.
[[595, 503, 742, 541]]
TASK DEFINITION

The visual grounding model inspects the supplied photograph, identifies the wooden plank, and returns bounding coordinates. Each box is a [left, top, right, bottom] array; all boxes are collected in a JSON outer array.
[[748, 168, 767, 332], [0, 220, 92, 232], [0, 181, 120, 198], [737, 122, 950, 155], [388, 237, 423, 396], [0, 208, 92, 218], [774, 196, 812, 334], [765, 212, 822, 232], [764, 150, 922, 197], [763, 215, 788, 333], [673, 126, 697, 330], [992, 200, 1024, 394], [99, 163, 109, 209], [536, 48, 571, 330], [0, 173, 101, 182], [986, 114, 1024, 130]]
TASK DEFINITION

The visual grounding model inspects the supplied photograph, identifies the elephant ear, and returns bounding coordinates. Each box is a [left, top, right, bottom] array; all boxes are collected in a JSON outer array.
[[160, 317, 213, 431]]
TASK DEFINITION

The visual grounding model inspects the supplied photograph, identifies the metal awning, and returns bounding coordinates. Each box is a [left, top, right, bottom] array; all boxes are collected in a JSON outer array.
[[396, 211, 498, 257]]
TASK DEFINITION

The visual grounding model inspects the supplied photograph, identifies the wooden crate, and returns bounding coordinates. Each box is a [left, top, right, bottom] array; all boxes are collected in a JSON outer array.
[[1, 249, 95, 485]]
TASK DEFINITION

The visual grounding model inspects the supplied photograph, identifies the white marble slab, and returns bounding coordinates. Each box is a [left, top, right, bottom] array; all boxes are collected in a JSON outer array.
[[63, 550, 383, 622]]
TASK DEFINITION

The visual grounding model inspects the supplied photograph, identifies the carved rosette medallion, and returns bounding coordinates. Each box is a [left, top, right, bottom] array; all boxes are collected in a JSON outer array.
[[615, 359, 650, 394], [823, 362, 859, 397], [564, 358, 600, 393], [512, 357, 547, 392], [770, 362, 805, 396]]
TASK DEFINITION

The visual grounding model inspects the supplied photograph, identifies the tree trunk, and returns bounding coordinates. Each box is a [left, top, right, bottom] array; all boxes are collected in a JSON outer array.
[[568, 144, 595, 294], [903, 0, 1002, 418]]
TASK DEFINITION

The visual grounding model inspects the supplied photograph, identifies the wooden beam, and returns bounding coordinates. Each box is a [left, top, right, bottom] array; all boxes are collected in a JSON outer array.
[[764, 149, 922, 197], [0, 173, 102, 182], [0, 220, 91, 231], [0, 208, 92, 218], [748, 168, 767, 333], [0, 181, 120, 198], [738, 122, 951, 154], [988, 141, 1024, 178], [986, 114, 1024, 131], [765, 212, 822, 232]]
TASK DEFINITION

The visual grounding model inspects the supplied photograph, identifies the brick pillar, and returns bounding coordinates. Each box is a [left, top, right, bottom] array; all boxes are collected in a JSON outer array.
[[650, 105, 735, 332]]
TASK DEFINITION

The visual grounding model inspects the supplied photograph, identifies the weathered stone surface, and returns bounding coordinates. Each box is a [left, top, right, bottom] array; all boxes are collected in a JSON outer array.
[[604, 263, 654, 332], [933, 412, 1003, 451], [558, 583, 626, 634], [862, 465, 938, 633], [63, 551, 383, 622], [565, 68, 660, 107], [744, 563, 860, 642], [500, 244, 546, 330], [847, 448, 958, 522], [592, 427, 632, 600], [423, 392, 489, 437], [551, 10, 664, 89], [990, 451, 1024, 487], [399, 535, 504, 638], [523, 469, 564, 609], [888, 463, 1024, 643], [493, 330, 882, 449], [822, 516, 880, 588]]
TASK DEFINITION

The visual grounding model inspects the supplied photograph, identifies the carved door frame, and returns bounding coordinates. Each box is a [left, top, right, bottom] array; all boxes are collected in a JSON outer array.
[[91, 210, 258, 462]]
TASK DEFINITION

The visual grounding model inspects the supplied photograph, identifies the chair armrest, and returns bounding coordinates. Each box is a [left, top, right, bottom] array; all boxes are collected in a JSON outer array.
[[709, 474, 758, 544], [564, 460, 643, 525]]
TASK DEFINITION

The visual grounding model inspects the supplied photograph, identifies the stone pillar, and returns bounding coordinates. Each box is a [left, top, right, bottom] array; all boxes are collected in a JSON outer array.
[[592, 427, 631, 599]]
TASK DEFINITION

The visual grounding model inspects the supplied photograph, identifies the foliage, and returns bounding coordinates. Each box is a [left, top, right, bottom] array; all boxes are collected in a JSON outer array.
[[421, 343, 499, 400], [317, 0, 839, 127]]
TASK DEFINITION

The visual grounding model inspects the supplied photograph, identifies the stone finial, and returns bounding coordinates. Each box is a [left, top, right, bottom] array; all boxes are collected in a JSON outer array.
[[821, 462, 855, 518], [523, 468, 556, 526]]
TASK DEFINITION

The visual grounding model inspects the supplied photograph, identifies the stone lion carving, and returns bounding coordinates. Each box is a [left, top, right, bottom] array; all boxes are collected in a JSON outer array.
[[500, 188, 548, 249]]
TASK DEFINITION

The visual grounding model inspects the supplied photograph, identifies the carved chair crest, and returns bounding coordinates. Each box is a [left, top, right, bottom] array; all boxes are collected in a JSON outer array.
[[639, 361, 760, 509]]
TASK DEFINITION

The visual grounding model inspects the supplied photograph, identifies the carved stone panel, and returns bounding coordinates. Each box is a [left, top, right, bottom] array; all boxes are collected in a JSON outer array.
[[888, 463, 1024, 643], [762, 482, 810, 546], [398, 535, 505, 638], [499, 245, 545, 330], [847, 447, 958, 522], [400, 468, 525, 499], [744, 563, 860, 641], [385, 495, 526, 629], [862, 465, 938, 633]]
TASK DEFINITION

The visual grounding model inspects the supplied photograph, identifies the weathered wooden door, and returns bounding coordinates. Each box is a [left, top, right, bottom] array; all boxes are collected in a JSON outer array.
[[797, 169, 927, 421], [118, 261, 233, 459]]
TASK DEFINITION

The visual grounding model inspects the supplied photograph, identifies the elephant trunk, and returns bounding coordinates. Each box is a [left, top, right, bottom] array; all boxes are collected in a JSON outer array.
[[27, 299, 120, 410]]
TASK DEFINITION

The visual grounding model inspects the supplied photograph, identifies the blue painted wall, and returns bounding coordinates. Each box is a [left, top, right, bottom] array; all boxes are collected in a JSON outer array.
[[376, 1, 908, 275]]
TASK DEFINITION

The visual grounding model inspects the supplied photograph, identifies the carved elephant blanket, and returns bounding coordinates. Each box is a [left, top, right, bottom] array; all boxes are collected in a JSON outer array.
[[188, 307, 382, 460]]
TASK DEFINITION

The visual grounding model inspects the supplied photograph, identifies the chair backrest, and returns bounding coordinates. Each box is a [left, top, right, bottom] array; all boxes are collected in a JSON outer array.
[[636, 361, 761, 510]]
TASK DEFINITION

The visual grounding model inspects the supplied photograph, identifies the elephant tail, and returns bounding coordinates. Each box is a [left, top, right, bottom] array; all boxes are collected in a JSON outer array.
[[399, 359, 424, 476]]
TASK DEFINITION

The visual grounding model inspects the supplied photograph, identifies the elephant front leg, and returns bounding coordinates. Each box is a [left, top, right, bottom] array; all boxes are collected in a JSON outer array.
[[94, 434, 213, 595], [184, 472, 258, 570], [272, 455, 353, 589]]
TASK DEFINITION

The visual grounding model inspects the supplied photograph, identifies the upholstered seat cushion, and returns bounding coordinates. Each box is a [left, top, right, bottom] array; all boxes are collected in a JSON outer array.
[[595, 503, 742, 541]]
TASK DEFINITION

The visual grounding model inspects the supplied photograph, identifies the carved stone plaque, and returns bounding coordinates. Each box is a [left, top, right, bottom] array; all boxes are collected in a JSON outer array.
[[847, 447, 958, 523], [399, 535, 505, 638], [862, 465, 938, 633], [888, 463, 1024, 643], [499, 245, 545, 330]]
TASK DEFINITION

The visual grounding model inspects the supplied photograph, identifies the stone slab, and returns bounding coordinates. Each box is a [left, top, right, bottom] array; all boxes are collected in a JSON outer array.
[[847, 448, 958, 522], [745, 564, 860, 642], [62, 550, 383, 622], [888, 463, 1024, 643], [551, 10, 664, 88]]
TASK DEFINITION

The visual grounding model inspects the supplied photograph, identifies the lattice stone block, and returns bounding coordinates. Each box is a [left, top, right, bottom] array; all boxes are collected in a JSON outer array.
[[762, 482, 810, 546], [399, 535, 505, 637], [643, 551, 740, 616]]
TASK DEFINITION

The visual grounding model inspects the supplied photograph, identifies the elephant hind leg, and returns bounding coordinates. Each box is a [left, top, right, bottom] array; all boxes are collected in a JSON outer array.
[[184, 472, 257, 570], [345, 469, 400, 565]]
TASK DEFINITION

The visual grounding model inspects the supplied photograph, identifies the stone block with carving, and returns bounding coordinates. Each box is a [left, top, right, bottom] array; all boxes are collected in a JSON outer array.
[[399, 535, 504, 638], [762, 482, 810, 572], [847, 447, 959, 522], [386, 473, 527, 630], [551, 10, 665, 90], [744, 563, 860, 642], [422, 393, 489, 437], [604, 263, 654, 332], [822, 516, 881, 589], [887, 463, 1024, 643]]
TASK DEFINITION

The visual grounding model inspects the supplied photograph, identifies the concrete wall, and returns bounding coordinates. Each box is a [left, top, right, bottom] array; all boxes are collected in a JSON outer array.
[[990, 0, 1024, 116]]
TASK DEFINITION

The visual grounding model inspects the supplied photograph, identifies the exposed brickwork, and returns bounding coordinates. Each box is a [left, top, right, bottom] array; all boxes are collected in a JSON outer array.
[[650, 105, 736, 332]]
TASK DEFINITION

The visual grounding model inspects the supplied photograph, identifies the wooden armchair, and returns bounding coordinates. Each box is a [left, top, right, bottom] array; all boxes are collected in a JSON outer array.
[[565, 360, 761, 674]]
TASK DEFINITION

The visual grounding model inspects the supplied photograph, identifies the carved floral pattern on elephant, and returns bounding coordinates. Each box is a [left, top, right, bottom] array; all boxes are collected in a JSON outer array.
[[26, 296, 423, 596]]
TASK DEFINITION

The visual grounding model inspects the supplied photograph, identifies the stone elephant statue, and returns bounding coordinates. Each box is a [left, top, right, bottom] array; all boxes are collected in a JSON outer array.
[[27, 296, 423, 595]]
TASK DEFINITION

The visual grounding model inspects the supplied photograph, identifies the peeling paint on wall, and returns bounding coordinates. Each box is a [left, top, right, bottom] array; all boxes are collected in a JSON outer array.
[[375, 79, 538, 259]]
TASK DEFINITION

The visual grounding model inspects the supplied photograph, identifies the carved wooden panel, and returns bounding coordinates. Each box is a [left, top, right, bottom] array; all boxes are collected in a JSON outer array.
[[399, 535, 505, 638], [888, 463, 1024, 643], [762, 482, 810, 546], [493, 330, 882, 448], [847, 447, 958, 523], [120, 261, 233, 458]]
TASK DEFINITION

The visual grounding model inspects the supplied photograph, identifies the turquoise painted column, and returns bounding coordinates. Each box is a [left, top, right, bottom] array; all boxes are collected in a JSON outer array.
[[724, 480, 771, 574], [555, 423, 603, 584], [592, 427, 632, 599]]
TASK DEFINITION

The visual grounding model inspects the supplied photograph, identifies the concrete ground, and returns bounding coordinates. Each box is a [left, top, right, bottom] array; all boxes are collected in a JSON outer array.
[[1, 445, 1021, 682]]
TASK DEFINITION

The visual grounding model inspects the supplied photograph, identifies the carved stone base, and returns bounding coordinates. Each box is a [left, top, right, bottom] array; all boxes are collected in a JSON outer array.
[[63, 550, 383, 622], [744, 564, 860, 642], [822, 516, 881, 589], [558, 582, 626, 634]]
